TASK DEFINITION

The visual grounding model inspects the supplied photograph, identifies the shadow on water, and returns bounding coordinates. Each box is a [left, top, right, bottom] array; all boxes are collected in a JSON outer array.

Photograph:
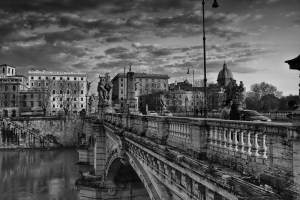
[[0, 149, 93, 200]]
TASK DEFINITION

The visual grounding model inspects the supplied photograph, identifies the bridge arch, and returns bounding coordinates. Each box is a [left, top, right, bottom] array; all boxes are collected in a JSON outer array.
[[105, 151, 172, 200]]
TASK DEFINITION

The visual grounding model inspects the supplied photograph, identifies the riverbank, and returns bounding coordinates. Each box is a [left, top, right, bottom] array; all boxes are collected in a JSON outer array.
[[0, 144, 78, 150]]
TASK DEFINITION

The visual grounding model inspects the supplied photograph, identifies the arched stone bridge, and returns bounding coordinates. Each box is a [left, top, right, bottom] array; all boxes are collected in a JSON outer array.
[[76, 113, 300, 200]]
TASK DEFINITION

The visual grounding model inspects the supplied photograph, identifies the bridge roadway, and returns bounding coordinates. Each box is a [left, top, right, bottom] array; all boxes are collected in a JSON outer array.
[[76, 113, 300, 200]]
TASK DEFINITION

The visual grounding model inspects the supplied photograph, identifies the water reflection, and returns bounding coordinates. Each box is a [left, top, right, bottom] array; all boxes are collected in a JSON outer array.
[[0, 149, 92, 200]]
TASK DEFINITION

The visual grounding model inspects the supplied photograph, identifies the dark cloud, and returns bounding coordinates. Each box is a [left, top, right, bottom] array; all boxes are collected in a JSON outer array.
[[150, 49, 173, 56], [293, 17, 300, 25], [94, 55, 106, 60], [104, 46, 130, 55]]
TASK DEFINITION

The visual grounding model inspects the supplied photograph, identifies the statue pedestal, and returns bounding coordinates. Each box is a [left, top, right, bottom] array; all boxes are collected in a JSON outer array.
[[98, 101, 115, 120], [162, 106, 167, 112]]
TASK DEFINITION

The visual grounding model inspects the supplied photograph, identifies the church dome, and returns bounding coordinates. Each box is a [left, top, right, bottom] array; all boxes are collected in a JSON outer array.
[[217, 61, 233, 87]]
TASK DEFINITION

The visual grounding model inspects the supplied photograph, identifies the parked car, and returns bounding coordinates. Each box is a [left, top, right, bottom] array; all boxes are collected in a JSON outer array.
[[240, 110, 271, 122], [162, 111, 173, 116], [147, 111, 158, 116]]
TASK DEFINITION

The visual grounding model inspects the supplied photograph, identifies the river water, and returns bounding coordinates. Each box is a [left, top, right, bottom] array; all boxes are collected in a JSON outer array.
[[0, 149, 92, 200]]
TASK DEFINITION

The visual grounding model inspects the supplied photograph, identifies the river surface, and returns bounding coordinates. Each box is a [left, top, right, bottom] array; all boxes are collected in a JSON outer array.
[[0, 149, 92, 200]]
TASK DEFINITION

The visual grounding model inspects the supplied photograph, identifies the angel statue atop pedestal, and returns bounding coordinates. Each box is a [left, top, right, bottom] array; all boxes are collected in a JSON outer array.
[[97, 73, 113, 105], [86, 81, 93, 94]]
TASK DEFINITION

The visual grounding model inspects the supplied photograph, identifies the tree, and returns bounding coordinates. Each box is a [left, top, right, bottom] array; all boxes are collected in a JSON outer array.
[[278, 95, 299, 110], [244, 82, 282, 111], [55, 80, 82, 115]]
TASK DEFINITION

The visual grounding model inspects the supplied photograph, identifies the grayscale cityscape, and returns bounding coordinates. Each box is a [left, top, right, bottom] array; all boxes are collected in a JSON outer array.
[[0, 0, 300, 200]]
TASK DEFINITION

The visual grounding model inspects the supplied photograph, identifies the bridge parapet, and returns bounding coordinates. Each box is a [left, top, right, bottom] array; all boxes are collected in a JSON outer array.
[[102, 113, 299, 199]]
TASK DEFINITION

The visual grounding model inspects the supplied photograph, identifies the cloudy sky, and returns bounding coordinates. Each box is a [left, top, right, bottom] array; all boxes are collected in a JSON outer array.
[[0, 0, 299, 95]]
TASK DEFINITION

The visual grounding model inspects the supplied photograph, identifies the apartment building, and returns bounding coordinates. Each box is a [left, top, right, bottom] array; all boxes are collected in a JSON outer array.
[[28, 70, 87, 115], [0, 64, 29, 117], [111, 73, 170, 112]]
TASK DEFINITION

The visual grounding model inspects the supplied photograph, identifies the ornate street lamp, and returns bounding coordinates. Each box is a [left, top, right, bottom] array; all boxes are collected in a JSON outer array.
[[202, 0, 219, 118]]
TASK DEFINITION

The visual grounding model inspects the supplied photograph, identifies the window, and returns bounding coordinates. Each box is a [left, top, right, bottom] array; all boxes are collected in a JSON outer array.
[[53, 83, 56, 86], [30, 101, 34, 107], [121, 97, 123, 101], [38, 77, 41, 80], [53, 77, 56, 80], [11, 100, 16, 107], [4, 94, 7, 99], [81, 104, 83, 108], [31, 77, 34, 80], [60, 90, 62, 94], [39, 101, 42, 107], [67, 90, 69, 94], [13, 85, 16, 91], [60, 77, 63, 80], [121, 103, 123, 107], [31, 83, 33, 87], [52, 90, 55, 94], [60, 98, 62, 101], [74, 90, 77, 94], [23, 94, 26, 99], [67, 77, 70, 80], [74, 104, 77, 108], [152, 79, 154, 82], [81, 98, 83, 101], [121, 83, 123, 87], [139, 79, 142, 82], [81, 90, 83, 94], [60, 82, 63, 86], [23, 101, 26, 107], [74, 98, 77, 101], [46, 77, 48, 80], [3, 67, 5, 73], [67, 98, 69, 101], [39, 94, 41, 98], [81, 77, 83, 81], [146, 79, 148, 82], [121, 90, 123, 94], [12, 69, 14, 74], [31, 94, 34, 99], [74, 77, 77, 80], [8, 68, 10, 73], [53, 104, 55, 108], [12, 94, 15, 99], [60, 104, 63, 108], [5, 86, 8, 91], [53, 98, 55, 101], [121, 78, 123, 81], [46, 82, 48, 86], [38, 82, 41, 86]]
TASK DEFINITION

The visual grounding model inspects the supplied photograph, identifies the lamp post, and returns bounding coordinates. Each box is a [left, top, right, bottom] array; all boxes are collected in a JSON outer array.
[[202, 0, 219, 118], [187, 67, 195, 117]]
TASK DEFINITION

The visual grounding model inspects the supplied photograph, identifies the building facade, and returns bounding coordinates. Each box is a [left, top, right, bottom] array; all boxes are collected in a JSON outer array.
[[0, 64, 29, 117], [28, 70, 88, 115], [112, 73, 170, 112]]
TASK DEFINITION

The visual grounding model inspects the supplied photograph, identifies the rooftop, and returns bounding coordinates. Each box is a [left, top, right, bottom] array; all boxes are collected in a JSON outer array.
[[28, 70, 87, 76]]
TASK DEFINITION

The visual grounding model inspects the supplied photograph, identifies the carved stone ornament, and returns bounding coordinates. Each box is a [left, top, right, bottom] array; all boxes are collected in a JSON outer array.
[[107, 188, 116, 196]]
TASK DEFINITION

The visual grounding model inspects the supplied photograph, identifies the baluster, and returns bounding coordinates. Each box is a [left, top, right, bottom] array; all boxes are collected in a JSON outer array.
[[232, 129, 238, 152], [259, 134, 267, 159], [217, 127, 222, 150], [212, 127, 217, 147], [238, 130, 245, 154], [251, 131, 260, 157], [227, 129, 233, 151], [222, 128, 227, 151], [207, 127, 213, 147], [244, 131, 252, 156]]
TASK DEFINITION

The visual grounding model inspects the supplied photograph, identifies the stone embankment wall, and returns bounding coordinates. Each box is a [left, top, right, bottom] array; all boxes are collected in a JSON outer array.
[[0, 116, 84, 149]]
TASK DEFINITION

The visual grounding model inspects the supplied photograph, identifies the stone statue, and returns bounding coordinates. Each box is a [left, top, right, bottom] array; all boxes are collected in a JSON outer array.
[[97, 73, 113, 104], [224, 79, 246, 120], [86, 81, 92, 93], [97, 73, 115, 114], [159, 94, 167, 112]]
